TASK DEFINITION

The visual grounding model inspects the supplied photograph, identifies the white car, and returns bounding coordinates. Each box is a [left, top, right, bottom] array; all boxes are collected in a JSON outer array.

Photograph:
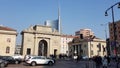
[[25, 56, 55, 66], [12, 55, 24, 60], [82, 56, 89, 60]]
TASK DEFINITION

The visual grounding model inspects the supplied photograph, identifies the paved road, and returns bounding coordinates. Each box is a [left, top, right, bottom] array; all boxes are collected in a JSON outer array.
[[5, 60, 120, 68]]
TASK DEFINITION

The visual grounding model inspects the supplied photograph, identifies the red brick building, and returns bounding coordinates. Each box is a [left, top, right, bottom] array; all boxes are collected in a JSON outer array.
[[109, 20, 120, 55]]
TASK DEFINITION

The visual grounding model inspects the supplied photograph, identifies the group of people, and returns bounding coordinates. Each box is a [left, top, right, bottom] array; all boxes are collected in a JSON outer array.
[[92, 55, 110, 68], [73, 55, 111, 67]]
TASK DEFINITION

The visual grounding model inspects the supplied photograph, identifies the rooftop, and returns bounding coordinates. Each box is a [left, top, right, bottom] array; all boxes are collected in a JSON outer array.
[[0, 25, 16, 31]]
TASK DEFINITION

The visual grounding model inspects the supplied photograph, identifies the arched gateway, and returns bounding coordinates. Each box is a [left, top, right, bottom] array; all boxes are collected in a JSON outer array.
[[21, 25, 61, 58], [38, 40, 47, 56]]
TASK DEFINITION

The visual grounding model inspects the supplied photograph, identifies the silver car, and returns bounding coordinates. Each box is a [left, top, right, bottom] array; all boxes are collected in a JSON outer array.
[[25, 56, 55, 66]]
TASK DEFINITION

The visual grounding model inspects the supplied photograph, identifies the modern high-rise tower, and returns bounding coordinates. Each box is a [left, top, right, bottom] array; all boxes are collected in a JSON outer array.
[[44, 8, 61, 34]]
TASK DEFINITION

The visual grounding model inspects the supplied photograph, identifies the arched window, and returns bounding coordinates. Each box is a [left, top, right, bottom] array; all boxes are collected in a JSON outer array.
[[6, 46, 10, 53]]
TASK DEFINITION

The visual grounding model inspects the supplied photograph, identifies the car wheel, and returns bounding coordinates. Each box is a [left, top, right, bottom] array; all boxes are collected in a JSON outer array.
[[0, 63, 5, 68], [31, 62, 36, 66], [15, 61, 19, 64], [48, 61, 53, 66]]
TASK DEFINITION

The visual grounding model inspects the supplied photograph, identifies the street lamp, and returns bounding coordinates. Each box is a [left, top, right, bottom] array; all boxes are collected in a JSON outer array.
[[105, 12, 108, 16], [101, 24, 112, 56], [100, 24, 108, 39], [105, 2, 120, 68], [118, 3, 120, 8]]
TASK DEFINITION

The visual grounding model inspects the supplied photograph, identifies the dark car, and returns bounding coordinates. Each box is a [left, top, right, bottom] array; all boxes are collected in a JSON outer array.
[[0, 59, 8, 67], [0, 56, 22, 64]]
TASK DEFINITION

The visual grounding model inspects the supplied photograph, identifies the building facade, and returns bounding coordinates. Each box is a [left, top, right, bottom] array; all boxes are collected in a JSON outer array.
[[75, 29, 94, 39], [0, 26, 17, 56], [60, 35, 75, 55], [21, 25, 61, 58], [68, 37, 107, 58], [15, 45, 21, 54], [109, 20, 120, 55]]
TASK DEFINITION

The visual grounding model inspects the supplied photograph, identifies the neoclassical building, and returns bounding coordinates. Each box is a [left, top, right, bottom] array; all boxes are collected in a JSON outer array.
[[60, 35, 75, 55], [21, 25, 61, 57], [0, 25, 17, 56], [68, 37, 107, 58]]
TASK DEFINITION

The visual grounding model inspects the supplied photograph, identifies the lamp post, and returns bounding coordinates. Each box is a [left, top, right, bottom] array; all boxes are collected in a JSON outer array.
[[101, 24, 111, 55], [105, 2, 120, 68], [100, 24, 107, 39]]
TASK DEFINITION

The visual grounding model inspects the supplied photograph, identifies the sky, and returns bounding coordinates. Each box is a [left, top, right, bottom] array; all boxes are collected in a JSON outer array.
[[0, 0, 120, 44]]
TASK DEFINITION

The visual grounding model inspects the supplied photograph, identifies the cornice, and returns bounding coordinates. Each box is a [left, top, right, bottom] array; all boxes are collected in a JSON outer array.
[[0, 32, 17, 35], [21, 31, 61, 36]]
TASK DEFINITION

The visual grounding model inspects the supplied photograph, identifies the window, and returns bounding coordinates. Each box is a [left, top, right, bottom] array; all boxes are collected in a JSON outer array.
[[91, 50, 93, 55], [97, 50, 100, 55], [27, 48, 31, 55], [84, 45, 86, 47], [110, 28, 112, 31], [91, 44, 93, 47], [6, 46, 10, 53], [7, 38, 11, 42], [97, 43, 101, 52], [41, 56, 46, 59], [102, 45, 106, 52]]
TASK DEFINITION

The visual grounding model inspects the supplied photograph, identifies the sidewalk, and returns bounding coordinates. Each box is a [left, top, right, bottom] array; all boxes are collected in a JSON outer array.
[[108, 61, 120, 68], [56, 58, 120, 68], [79, 60, 120, 68]]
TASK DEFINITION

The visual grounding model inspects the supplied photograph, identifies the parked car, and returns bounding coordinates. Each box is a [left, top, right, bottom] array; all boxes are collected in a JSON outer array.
[[82, 56, 89, 60], [24, 55, 31, 62], [25, 56, 55, 66], [12, 55, 24, 61], [0, 59, 8, 67], [0, 56, 22, 64]]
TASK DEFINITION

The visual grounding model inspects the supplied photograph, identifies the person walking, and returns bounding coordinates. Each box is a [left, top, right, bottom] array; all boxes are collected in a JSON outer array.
[[73, 55, 78, 63], [102, 56, 108, 68], [93, 56, 102, 68], [106, 56, 110, 66]]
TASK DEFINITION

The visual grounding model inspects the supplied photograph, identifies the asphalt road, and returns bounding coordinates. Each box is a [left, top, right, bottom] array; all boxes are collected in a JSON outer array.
[[5, 60, 120, 68], [5, 60, 89, 68]]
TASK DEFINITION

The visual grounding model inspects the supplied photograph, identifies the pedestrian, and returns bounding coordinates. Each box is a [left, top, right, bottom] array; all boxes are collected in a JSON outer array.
[[76, 55, 79, 62], [106, 56, 110, 66], [102, 56, 108, 68], [73, 55, 78, 62], [94, 56, 102, 68]]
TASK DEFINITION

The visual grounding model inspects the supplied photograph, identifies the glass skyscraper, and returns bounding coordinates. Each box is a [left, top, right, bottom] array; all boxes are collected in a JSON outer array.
[[44, 19, 60, 32], [44, 8, 61, 34]]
